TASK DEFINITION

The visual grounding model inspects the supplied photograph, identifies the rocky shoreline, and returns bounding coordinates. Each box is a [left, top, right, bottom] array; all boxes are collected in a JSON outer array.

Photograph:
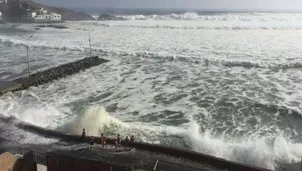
[[36, 24, 68, 29], [12, 56, 108, 91]]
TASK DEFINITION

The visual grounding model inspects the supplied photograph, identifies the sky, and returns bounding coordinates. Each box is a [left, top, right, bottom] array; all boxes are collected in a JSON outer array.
[[35, 0, 302, 11]]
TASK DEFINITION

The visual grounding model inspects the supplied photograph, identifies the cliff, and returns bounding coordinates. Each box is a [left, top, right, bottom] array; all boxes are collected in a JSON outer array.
[[0, 0, 94, 22]]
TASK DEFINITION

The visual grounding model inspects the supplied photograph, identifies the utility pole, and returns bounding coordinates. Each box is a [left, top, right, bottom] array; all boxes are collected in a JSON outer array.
[[89, 36, 92, 57], [88, 29, 94, 57], [26, 45, 30, 78], [25, 36, 33, 78], [89, 30, 92, 57]]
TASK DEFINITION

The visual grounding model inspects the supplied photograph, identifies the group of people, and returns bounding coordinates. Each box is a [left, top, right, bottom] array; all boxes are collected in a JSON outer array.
[[81, 129, 135, 149]]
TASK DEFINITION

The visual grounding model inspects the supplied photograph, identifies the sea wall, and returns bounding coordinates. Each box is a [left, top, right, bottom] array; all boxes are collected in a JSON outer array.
[[12, 56, 108, 90], [47, 153, 132, 171], [2, 116, 271, 171]]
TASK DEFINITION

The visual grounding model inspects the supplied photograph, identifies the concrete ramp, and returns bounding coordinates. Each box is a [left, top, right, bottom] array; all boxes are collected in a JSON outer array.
[[0, 81, 22, 94]]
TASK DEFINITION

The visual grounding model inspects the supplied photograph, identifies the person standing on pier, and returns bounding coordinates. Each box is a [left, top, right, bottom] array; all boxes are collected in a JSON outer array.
[[130, 135, 135, 149], [82, 129, 86, 140], [115, 134, 121, 149], [125, 136, 130, 148], [100, 134, 106, 148], [89, 136, 95, 148]]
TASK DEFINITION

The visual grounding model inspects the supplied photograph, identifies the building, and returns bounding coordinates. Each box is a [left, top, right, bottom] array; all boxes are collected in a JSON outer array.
[[23, 10, 62, 23], [35, 12, 62, 22], [0, 0, 7, 3]]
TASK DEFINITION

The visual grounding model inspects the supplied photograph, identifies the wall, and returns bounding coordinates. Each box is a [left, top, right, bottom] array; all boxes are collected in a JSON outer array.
[[47, 153, 132, 171], [14, 119, 272, 171]]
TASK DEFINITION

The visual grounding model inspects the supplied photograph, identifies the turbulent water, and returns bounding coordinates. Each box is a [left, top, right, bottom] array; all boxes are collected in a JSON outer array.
[[1, 11, 302, 170]]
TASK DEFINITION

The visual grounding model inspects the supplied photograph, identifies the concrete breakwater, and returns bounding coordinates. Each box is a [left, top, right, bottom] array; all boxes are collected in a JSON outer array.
[[0, 116, 271, 171], [11, 56, 108, 91]]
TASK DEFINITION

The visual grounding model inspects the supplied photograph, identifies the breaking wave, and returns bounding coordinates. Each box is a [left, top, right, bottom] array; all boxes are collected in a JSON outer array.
[[65, 106, 126, 136], [1, 36, 301, 70], [82, 21, 302, 30], [172, 121, 302, 170], [121, 12, 302, 22], [1, 107, 302, 170]]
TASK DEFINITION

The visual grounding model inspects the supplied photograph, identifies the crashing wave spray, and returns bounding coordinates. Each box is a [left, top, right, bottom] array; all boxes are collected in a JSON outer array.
[[169, 121, 302, 170], [72, 106, 125, 136]]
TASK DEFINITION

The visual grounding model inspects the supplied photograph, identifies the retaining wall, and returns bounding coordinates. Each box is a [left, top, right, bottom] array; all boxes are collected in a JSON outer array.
[[47, 153, 132, 171]]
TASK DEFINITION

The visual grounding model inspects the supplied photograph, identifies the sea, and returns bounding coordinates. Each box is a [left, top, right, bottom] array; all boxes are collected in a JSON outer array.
[[1, 9, 302, 170]]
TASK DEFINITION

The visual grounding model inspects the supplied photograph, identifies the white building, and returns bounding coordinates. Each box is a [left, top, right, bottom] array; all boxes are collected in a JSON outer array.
[[0, 11, 2, 22], [24, 10, 62, 23], [0, 0, 7, 4]]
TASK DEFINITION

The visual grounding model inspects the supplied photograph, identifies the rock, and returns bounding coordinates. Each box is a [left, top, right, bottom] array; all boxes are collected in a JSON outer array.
[[36, 24, 68, 29], [97, 14, 127, 21]]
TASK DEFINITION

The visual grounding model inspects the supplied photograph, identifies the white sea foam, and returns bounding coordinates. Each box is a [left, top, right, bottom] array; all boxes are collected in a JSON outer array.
[[166, 121, 302, 170], [121, 12, 302, 22], [73, 106, 125, 136], [66, 107, 302, 170], [1, 35, 302, 70]]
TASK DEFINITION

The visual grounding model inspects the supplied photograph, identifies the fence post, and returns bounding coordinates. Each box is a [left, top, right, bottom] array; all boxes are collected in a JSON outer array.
[[153, 159, 159, 171], [300, 157, 302, 171]]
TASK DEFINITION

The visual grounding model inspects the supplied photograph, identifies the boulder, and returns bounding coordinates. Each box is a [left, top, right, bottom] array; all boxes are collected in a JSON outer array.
[[36, 25, 68, 29], [97, 14, 126, 21]]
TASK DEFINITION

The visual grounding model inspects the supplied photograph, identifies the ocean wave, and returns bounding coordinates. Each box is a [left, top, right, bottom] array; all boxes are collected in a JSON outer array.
[[173, 121, 302, 170], [121, 12, 302, 22], [1, 109, 302, 170], [0, 36, 301, 70], [82, 21, 302, 30]]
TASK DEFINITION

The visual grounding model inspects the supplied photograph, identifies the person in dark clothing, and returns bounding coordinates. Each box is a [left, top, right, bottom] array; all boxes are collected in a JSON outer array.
[[115, 134, 121, 149], [89, 136, 95, 148], [125, 136, 130, 148], [100, 134, 106, 148], [82, 129, 86, 140], [130, 135, 135, 149]]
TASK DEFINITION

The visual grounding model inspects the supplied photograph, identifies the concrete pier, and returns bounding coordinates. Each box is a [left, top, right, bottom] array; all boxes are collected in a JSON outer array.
[[0, 56, 108, 96]]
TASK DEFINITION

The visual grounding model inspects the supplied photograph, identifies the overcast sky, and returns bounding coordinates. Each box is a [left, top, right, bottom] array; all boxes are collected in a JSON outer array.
[[35, 0, 302, 10]]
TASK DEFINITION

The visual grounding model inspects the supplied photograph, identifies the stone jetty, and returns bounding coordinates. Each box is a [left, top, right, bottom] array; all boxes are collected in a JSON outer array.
[[0, 56, 108, 96]]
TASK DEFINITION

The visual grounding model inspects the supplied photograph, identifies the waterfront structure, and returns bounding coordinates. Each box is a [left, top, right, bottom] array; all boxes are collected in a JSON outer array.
[[23, 9, 62, 23]]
